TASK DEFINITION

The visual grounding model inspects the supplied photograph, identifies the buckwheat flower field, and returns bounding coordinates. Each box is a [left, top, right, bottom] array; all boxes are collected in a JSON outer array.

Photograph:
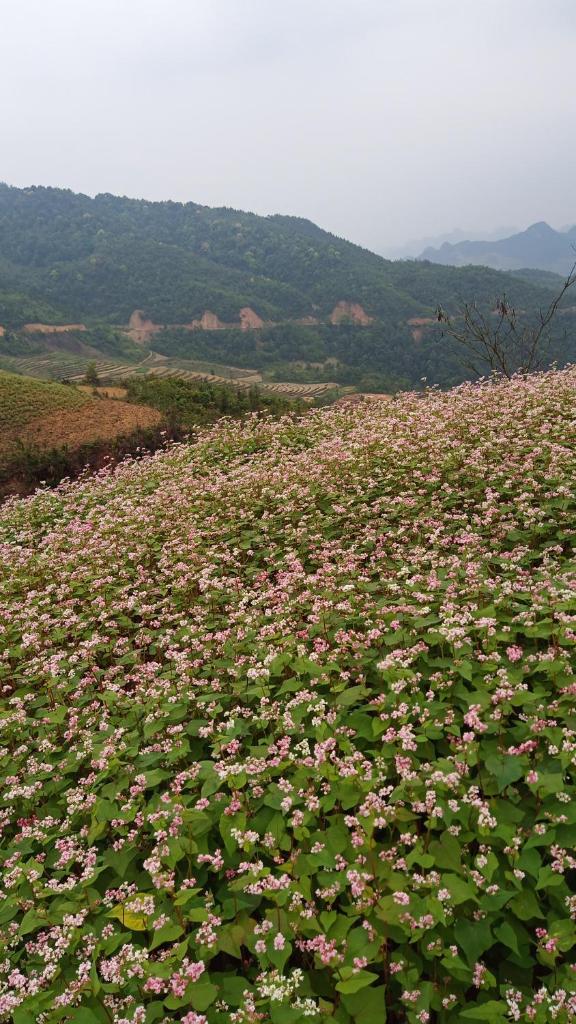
[[0, 369, 575, 1024]]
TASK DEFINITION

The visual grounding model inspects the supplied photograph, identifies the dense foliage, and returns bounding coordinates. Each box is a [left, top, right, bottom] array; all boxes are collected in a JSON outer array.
[[152, 321, 576, 392], [2, 185, 576, 391], [508, 269, 566, 291], [0, 184, 564, 325], [0, 369, 575, 1022], [0, 426, 171, 499], [0, 320, 142, 365], [0, 291, 69, 330], [123, 377, 303, 429]]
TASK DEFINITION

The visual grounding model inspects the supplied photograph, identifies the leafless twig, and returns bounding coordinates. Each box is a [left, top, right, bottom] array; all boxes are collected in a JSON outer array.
[[436, 257, 576, 379]]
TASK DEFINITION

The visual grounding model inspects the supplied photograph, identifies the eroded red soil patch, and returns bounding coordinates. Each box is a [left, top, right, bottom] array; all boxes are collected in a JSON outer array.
[[329, 302, 373, 325]]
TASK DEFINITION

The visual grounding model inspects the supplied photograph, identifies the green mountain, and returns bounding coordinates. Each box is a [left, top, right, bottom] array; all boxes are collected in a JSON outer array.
[[0, 183, 563, 325], [0, 183, 574, 390]]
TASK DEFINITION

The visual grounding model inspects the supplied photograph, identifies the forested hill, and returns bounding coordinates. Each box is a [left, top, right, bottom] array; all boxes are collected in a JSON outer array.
[[0, 183, 561, 326]]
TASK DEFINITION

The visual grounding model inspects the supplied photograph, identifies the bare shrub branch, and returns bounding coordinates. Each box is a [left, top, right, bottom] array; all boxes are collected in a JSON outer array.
[[436, 258, 576, 378]]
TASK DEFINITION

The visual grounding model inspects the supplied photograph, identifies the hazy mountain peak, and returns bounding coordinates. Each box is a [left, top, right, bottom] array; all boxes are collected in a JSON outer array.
[[420, 221, 576, 275], [524, 221, 555, 235]]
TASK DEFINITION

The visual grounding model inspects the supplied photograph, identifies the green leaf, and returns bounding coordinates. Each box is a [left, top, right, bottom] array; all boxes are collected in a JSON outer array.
[[187, 980, 219, 1011], [19, 910, 49, 936], [509, 889, 544, 921], [270, 1007, 305, 1024], [454, 918, 493, 965], [517, 847, 541, 878], [269, 939, 292, 971], [186, 906, 209, 921], [291, 656, 324, 677], [335, 685, 367, 706], [184, 810, 213, 836], [66, 1009, 105, 1024], [13, 1009, 37, 1024], [536, 866, 565, 891], [443, 874, 477, 905], [485, 754, 524, 791], [217, 927, 242, 959], [494, 921, 520, 956], [107, 906, 148, 930], [535, 773, 565, 795], [457, 660, 473, 681], [341, 985, 387, 1022], [550, 918, 576, 951], [428, 833, 465, 874], [103, 845, 138, 879], [219, 974, 254, 1006], [324, 824, 349, 854], [149, 921, 184, 950], [336, 971, 379, 994], [145, 1003, 166, 1023], [93, 797, 119, 821], [460, 1001, 509, 1021]]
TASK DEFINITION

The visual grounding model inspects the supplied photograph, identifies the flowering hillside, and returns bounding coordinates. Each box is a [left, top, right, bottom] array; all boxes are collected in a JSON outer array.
[[0, 369, 575, 1024]]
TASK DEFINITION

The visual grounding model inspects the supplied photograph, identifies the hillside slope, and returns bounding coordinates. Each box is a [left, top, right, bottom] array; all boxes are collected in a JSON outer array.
[[0, 369, 575, 1021], [0, 367, 89, 431], [421, 221, 576, 275], [0, 183, 563, 326], [0, 368, 161, 469]]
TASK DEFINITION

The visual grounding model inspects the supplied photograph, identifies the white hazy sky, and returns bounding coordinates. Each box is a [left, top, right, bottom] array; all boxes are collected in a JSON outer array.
[[1, 0, 575, 252]]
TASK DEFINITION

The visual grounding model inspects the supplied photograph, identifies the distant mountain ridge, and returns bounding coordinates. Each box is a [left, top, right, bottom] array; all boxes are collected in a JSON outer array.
[[0, 183, 562, 331], [1, 184, 576, 394], [382, 225, 518, 260], [420, 222, 576, 275]]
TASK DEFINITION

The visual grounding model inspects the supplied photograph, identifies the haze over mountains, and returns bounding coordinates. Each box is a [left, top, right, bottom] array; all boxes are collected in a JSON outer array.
[[381, 225, 519, 261], [420, 221, 576, 275], [1, 183, 576, 395]]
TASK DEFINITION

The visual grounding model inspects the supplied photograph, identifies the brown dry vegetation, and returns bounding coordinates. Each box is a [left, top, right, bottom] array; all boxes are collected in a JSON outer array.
[[0, 399, 162, 455], [77, 385, 128, 399]]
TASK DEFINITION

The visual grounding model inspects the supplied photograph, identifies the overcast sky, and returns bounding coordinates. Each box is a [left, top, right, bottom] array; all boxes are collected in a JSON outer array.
[[1, 0, 575, 253]]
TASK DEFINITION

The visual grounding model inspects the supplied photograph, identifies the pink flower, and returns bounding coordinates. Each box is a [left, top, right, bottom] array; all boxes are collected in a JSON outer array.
[[143, 977, 165, 994], [393, 891, 410, 905], [472, 962, 487, 988], [506, 645, 523, 662]]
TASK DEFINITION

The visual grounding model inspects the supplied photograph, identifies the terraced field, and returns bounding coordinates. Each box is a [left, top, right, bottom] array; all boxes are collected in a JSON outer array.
[[255, 380, 341, 398], [166, 357, 263, 381], [142, 365, 339, 398], [0, 352, 142, 382], [0, 351, 341, 398]]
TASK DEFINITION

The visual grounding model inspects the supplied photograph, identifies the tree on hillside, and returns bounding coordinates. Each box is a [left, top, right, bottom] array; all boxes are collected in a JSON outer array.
[[436, 258, 576, 379], [84, 362, 100, 387]]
